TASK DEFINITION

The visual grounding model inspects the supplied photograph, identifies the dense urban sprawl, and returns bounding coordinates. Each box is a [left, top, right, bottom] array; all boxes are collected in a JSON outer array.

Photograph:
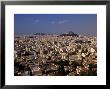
[[14, 32, 97, 76]]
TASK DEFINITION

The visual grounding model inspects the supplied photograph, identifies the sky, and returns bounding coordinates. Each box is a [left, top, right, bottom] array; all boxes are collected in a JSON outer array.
[[14, 14, 97, 36]]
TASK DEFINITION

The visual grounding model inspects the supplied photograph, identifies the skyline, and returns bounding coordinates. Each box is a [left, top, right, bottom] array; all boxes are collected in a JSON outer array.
[[14, 14, 97, 36]]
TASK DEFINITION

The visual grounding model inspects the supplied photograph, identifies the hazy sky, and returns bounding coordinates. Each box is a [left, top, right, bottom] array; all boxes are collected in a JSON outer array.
[[14, 14, 97, 36]]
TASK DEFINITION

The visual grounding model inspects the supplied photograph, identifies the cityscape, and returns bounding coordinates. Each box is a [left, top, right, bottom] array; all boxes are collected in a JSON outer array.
[[14, 14, 97, 76]]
